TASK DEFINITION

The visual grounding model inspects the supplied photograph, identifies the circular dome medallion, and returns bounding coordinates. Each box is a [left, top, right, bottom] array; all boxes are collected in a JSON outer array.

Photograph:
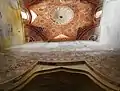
[[52, 6, 74, 25]]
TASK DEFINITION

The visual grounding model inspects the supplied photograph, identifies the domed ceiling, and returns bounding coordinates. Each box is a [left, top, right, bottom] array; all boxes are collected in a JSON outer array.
[[22, 0, 102, 42]]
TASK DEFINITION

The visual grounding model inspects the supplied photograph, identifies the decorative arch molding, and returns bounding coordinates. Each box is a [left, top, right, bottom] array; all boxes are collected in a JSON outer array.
[[9, 65, 119, 91], [1, 58, 119, 91]]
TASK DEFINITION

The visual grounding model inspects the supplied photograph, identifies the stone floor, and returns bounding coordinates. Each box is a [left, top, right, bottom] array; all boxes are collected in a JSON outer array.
[[0, 41, 120, 88], [0, 52, 37, 83]]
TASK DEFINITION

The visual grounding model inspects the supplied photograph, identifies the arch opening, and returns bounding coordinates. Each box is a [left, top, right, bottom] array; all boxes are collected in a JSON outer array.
[[19, 71, 105, 91]]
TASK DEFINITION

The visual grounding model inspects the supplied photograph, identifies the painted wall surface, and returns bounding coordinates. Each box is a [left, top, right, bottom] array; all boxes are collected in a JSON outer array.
[[0, 0, 24, 50], [100, 0, 120, 48]]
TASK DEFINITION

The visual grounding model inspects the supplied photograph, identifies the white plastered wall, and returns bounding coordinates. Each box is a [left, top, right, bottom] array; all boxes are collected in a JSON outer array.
[[100, 0, 120, 48], [0, 0, 25, 50]]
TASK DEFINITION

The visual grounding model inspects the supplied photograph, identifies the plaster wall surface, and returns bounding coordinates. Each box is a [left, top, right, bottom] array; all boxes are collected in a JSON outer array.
[[100, 0, 120, 48], [0, 0, 25, 50]]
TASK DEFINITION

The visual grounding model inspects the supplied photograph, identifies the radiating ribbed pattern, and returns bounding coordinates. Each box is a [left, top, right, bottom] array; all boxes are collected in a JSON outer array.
[[23, 0, 101, 42]]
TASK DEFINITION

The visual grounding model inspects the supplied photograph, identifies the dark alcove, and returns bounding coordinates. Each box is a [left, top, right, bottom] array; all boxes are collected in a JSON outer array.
[[20, 71, 105, 91]]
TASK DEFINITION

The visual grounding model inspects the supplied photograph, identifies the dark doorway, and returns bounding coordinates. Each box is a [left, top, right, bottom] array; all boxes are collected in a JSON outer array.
[[20, 71, 105, 91]]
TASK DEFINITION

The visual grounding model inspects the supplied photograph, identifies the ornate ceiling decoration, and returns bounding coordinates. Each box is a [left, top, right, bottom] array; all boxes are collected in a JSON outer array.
[[22, 0, 102, 42]]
